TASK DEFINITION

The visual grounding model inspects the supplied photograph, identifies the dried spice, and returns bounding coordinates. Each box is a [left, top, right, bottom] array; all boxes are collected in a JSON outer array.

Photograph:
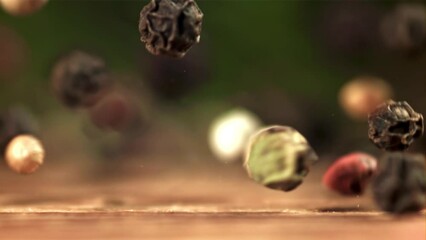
[[368, 100, 423, 151], [380, 4, 426, 52], [372, 152, 426, 214], [0, 0, 48, 16], [339, 76, 393, 120], [322, 152, 378, 195], [244, 126, 318, 192], [139, 0, 203, 58], [209, 108, 262, 163], [51, 50, 111, 108], [5, 134, 44, 174], [0, 107, 38, 155], [89, 89, 141, 132]]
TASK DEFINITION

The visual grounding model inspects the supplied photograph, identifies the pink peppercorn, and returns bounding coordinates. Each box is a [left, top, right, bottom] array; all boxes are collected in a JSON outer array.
[[322, 152, 378, 195]]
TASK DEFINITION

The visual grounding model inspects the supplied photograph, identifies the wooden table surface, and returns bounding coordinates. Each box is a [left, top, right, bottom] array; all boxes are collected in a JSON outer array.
[[0, 153, 424, 240]]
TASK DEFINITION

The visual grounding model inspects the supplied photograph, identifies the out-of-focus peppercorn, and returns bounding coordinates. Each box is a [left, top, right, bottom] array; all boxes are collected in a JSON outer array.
[[380, 4, 426, 52], [323, 152, 378, 195], [5, 134, 44, 174], [209, 108, 262, 163], [0, 0, 47, 16], [244, 126, 318, 192], [0, 107, 38, 155], [139, 0, 203, 58], [372, 152, 426, 214], [0, 25, 27, 80], [51, 50, 112, 109], [368, 100, 423, 151], [339, 76, 393, 120], [88, 89, 141, 132]]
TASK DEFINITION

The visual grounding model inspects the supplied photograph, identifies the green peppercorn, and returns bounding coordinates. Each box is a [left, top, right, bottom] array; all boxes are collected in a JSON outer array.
[[244, 126, 318, 192]]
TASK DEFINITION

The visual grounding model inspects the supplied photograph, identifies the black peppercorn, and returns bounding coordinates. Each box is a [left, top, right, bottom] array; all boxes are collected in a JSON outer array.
[[372, 152, 426, 214], [139, 0, 203, 58], [368, 100, 423, 151], [51, 50, 111, 108], [0, 107, 38, 155]]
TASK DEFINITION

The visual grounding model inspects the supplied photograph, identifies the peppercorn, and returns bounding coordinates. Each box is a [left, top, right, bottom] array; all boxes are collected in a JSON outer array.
[[51, 50, 111, 108], [0, 107, 38, 155], [244, 126, 318, 192], [372, 152, 426, 214], [322, 152, 378, 195], [5, 134, 44, 174], [380, 4, 426, 52], [139, 0, 203, 58], [339, 76, 393, 120], [368, 100, 423, 151], [0, 25, 27, 80], [0, 0, 47, 16], [88, 89, 141, 132], [209, 108, 262, 163]]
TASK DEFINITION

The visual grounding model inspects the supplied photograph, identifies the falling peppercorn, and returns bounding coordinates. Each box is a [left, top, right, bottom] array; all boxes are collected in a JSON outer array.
[[244, 126, 318, 192], [339, 76, 393, 121], [88, 89, 142, 132], [322, 152, 378, 196], [380, 3, 426, 53], [5, 134, 44, 174], [0, 107, 38, 155], [209, 108, 262, 163], [0, 0, 48, 16], [139, 0, 203, 58], [372, 152, 426, 214], [368, 100, 423, 151], [51, 50, 112, 109]]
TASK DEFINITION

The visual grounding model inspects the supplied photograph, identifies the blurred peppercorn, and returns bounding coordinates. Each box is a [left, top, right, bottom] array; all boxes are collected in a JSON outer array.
[[372, 152, 426, 214], [244, 125, 318, 192], [208, 108, 262, 163], [88, 89, 143, 132], [0, 0, 48, 16], [339, 76, 393, 121], [368, 100, 423, 151], [139, 0, 203, 58], [0, 25, 27, 80], [5, 134, 44, 174], [380, 3, 426, 53], [323, 152, 378, 196], [51, 50, 112, 109]]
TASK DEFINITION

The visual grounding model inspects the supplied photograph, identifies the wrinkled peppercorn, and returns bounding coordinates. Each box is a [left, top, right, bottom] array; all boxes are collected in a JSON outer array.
[[368, 100, 423, 151], [380, 4, 426, 53], [244, 126, 318, 192], [139, 0, 203, 58], [0, 107, 38, 155], [322, 152, 378, 195], [372, 152, 426, 214], [51, 50, 111, 108]]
